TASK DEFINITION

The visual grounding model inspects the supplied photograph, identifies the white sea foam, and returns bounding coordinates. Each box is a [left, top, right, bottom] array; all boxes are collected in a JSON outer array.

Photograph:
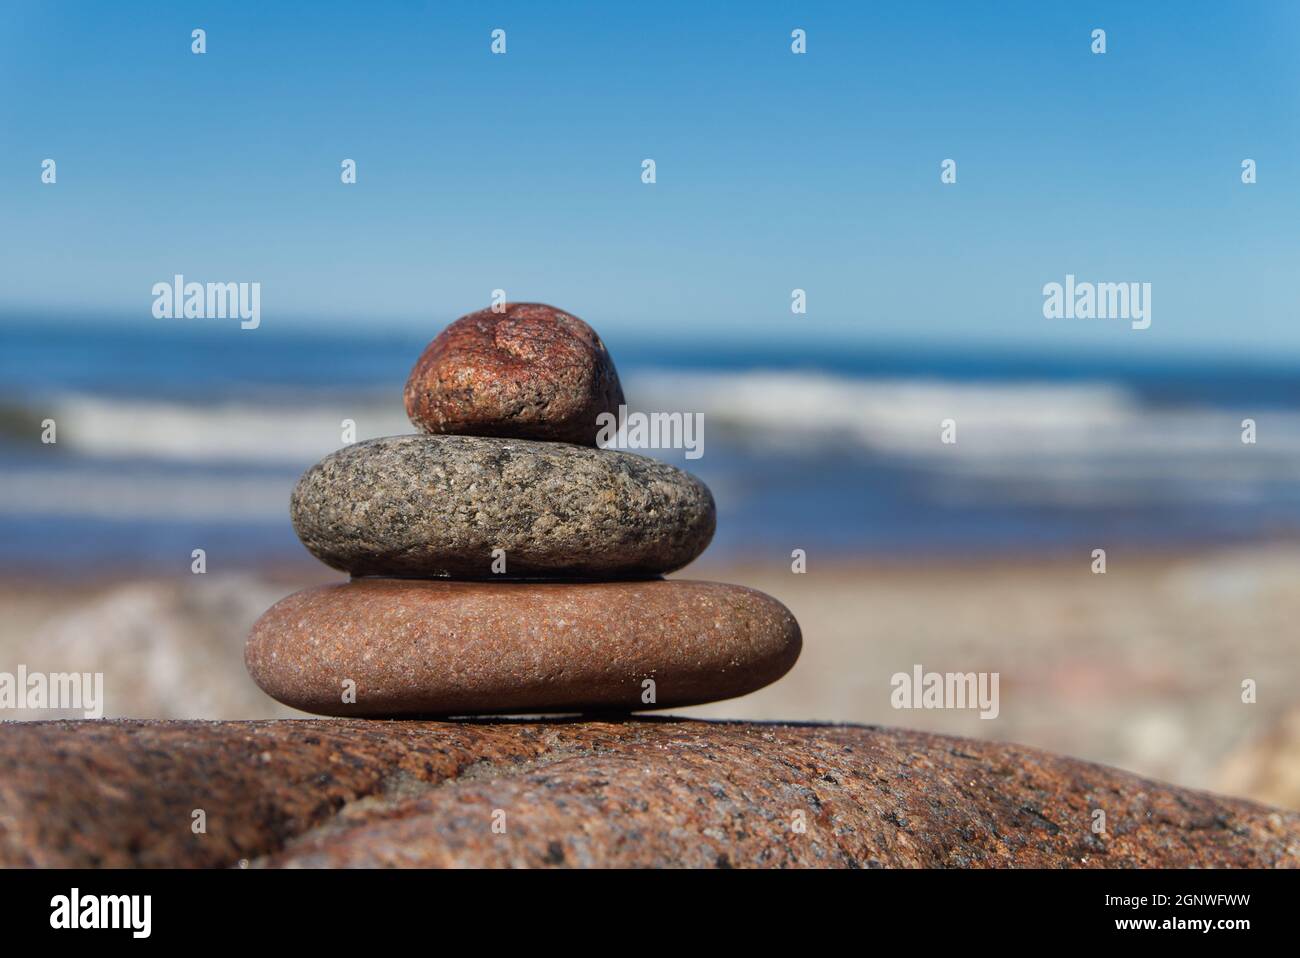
[[623, 368, 1300, 506], [39, 394, 412, 464], [5, 372, 1300, 520], [28, 373, 1300, 466]]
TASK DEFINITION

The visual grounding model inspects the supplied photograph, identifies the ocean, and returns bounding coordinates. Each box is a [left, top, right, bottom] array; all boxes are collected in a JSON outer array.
[[4, 321, 1300, 573]]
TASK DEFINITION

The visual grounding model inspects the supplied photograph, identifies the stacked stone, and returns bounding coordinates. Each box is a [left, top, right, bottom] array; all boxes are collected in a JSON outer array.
[[245, 303, 801, 716]]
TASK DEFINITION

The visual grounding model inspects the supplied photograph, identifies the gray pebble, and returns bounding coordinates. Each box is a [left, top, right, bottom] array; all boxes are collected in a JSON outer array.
[[290, 435, 716, 578]]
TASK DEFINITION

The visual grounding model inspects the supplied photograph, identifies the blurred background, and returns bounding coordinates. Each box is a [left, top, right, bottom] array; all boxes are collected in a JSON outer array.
[[2, 2, 1299, 810]]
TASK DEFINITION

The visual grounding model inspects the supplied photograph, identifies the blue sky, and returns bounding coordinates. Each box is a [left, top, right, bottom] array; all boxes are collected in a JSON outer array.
[[1, 1, 1297, 357]]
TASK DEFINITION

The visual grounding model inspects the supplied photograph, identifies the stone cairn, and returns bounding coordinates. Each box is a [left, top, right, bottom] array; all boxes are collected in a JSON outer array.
[[246, 303, 801, 716]]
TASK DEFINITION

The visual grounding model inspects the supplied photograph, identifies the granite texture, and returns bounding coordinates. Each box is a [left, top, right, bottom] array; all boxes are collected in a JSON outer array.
[[245, 578, 801, 716], [290, 435, 715, 579], [2, 718, 1296, 868], [404, 303, 624, 446]]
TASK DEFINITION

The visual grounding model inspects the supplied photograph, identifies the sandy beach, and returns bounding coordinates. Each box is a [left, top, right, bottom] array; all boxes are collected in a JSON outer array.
[[3, 543, 1297, 811]]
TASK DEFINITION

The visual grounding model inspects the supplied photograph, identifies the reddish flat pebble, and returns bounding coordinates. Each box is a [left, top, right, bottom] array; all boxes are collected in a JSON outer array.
[[244, 578, 801, 716]]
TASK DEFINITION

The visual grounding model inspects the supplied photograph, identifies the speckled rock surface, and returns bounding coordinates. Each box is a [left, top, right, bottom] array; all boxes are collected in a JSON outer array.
[[290, 435, 715, 579], [245, 579, 800, 715], [404, 303, 624, 445], [2, 718, 1296, 868]]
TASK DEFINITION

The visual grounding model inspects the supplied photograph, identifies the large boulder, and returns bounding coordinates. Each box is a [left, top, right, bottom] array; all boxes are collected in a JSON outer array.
[[0, 718, 1295, 868]]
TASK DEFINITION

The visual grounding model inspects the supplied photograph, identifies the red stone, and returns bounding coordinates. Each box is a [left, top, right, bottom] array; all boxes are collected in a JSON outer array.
[[404, 303, 624, 445]]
